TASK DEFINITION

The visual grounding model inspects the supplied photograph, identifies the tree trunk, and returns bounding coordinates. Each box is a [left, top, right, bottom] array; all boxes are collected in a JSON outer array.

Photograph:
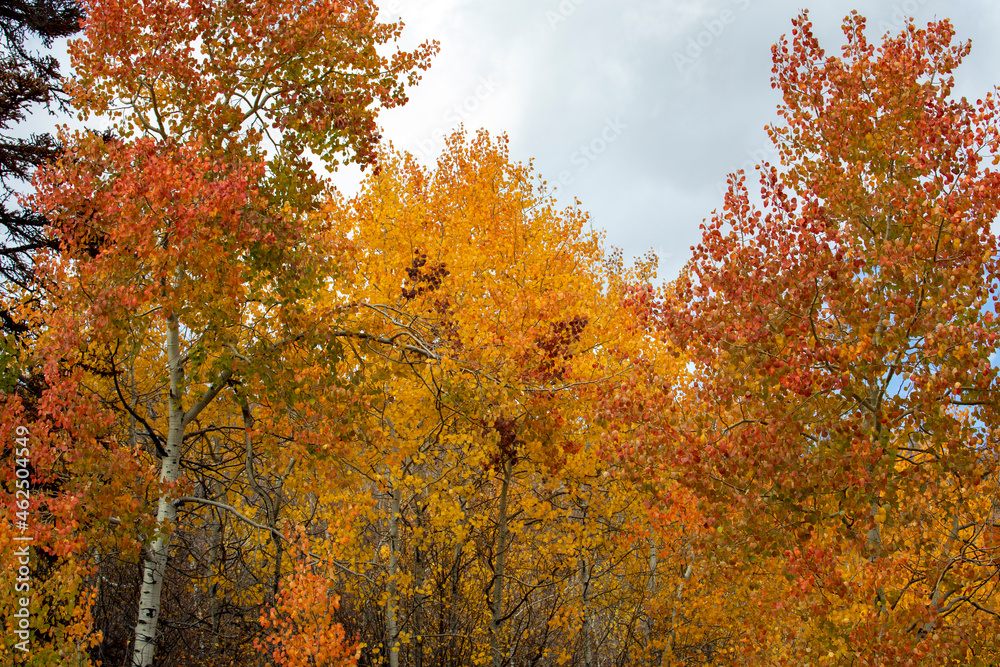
[[668, 542, 693, 664], [644, 541, 658, 647], [132, 313, 184, 667], [489, 460, 513, 667], [239, 395, 285, 606], [580, 557, 594, 667], [922, 512, 962, 634], [386, 483, 401, 667], [574, 491, 594, 667], [207, 436, 227, 652], [447, 499, 469, 667], [414, 503, 426, 667], [131, 314, 232, 667]]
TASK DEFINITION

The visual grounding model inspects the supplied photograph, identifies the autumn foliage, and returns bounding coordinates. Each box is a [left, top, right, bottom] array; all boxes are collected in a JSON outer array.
[[3, 3, 1000, 666], [662, 11, 1000, 664]]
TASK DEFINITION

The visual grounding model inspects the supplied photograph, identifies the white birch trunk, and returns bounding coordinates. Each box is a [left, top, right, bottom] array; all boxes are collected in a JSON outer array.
[[644, 541, 658, 647], [131, 314, 232, 666], [132, 313, 184, 667]]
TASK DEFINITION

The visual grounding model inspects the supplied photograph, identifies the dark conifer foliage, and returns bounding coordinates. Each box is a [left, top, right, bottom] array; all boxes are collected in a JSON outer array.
[[0, 0, 81, 291]]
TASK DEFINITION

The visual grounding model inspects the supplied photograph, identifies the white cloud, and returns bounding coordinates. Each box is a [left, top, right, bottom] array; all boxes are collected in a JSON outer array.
[[23, 0, 1000, 283]]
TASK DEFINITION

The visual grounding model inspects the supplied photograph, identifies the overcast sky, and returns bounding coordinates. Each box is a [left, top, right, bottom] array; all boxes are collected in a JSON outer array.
[[30, 1, 1000, 282], [320, 0, 1000, 281]]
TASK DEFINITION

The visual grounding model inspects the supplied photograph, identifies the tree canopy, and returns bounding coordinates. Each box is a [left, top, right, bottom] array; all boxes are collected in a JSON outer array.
[[2, 5, 1000, 667]]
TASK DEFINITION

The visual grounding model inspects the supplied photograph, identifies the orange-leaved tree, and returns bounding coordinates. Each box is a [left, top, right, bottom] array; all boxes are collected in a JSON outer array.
[[308, 130, 666, 666], [257, 530, 362, 667], [667, 11, 1000, 664], [24, 0, 437, 665]]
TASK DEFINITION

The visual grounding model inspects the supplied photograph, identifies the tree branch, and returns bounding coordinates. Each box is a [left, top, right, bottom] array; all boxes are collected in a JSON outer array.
[[183, 368, 234, 427]]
